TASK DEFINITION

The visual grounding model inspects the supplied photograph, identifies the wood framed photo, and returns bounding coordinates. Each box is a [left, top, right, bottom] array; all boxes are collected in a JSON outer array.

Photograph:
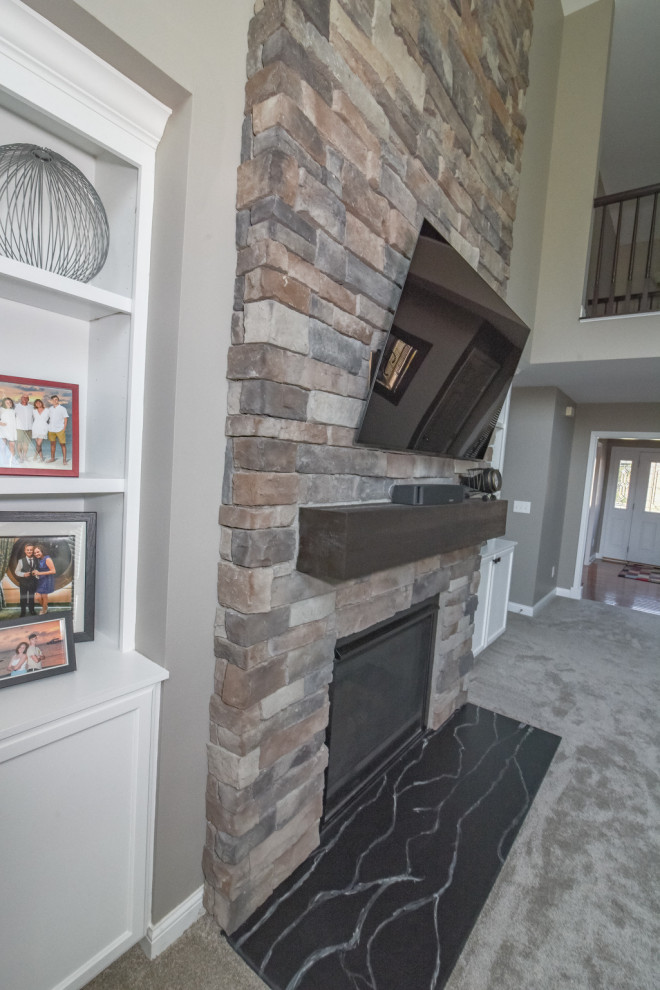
[[0, 613, 76, 689], [0, 374, 79, 477], [0, 512, 96, 642]]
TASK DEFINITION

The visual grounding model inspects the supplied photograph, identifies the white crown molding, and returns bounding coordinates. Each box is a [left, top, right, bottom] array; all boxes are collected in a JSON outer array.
[[0, 0, 171, 152]]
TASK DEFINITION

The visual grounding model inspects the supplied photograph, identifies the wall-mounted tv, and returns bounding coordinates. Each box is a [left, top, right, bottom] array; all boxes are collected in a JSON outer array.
[[355, 220, 530, 461]]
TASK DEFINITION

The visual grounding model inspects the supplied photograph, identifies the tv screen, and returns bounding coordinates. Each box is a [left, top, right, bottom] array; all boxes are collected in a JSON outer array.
[[355, 220, 530, 461]]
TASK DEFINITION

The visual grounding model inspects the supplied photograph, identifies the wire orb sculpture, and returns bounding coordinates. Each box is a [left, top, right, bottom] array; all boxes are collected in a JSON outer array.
[[0, 143, 109, 282]]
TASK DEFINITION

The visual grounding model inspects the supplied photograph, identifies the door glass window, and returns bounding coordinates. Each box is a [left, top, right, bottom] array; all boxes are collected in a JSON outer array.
[[614, 459, 632, 509], [644, 461, 660, 513]]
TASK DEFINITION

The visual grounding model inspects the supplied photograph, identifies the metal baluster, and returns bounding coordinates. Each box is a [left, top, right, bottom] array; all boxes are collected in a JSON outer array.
[[606, 200, 623, 316], [590, 204, 606, 318], [624, 195, 640, 312], [588, 183, 660, 318], [641, 191, 658, 312]]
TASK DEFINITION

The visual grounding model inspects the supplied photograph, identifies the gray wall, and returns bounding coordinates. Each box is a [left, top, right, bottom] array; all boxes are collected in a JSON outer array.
[[25, 0, 252, 924], [502, 387, 575, 608]]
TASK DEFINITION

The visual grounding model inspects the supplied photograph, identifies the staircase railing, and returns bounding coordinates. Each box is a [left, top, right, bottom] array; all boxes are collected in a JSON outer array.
[[584, 183, 660, 318]]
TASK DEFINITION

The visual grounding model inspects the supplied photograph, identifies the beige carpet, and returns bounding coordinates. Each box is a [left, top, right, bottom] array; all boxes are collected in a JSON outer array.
[[83, 913, 266, 990], [85, 597, 660, 990]]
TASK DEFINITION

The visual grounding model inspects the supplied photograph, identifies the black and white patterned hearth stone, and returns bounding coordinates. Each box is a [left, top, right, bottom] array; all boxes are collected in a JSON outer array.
[[229, 703, 561, 990]]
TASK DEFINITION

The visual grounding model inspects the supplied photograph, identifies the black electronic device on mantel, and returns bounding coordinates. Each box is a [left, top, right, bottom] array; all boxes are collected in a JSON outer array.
[[391, 483, 466, 505], [355, 219, 530, 461]]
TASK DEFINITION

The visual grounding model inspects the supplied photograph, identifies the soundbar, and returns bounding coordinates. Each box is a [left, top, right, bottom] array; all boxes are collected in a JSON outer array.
[[391, 483, 467, 505]]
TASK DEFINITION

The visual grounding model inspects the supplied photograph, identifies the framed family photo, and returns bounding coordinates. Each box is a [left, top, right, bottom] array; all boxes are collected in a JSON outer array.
[[0, 511, 96, 642], [0, 613, 76, 690], [0, 374, 79, 477]]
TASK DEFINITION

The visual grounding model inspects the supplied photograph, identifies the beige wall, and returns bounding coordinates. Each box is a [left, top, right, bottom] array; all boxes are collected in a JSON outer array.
[[507, 0, 563, 327], [25, 0, 252, 923], [531, 0, 660, 365]]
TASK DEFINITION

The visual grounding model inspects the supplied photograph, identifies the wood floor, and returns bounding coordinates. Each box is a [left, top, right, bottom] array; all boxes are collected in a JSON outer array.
[[581, 559, 660, 616]]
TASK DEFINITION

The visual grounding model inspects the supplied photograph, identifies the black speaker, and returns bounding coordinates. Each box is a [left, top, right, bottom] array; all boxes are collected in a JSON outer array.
[[391, 483, 467, 505]]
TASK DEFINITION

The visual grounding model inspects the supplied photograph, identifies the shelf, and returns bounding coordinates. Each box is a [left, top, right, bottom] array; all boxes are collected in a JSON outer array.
[[1, 475, 126, 495], [0, 636, 168, 744], [298, 499, 508, 580], [0, 255, 132, 320]]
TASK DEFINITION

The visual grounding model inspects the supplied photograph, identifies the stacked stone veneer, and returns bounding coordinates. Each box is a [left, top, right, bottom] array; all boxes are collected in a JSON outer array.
[[204, 0, 533, 933]]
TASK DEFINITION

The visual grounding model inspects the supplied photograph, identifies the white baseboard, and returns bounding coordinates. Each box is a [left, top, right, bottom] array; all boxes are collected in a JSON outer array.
[[508, 600, 534, 616], [556, 585, 582, 600], [140, 886, 205, 960], [508, 588, 556, 618]]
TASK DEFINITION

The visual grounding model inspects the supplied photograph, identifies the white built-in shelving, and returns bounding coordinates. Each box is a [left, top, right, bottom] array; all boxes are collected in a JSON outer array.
[[0, 2, 172, 987]]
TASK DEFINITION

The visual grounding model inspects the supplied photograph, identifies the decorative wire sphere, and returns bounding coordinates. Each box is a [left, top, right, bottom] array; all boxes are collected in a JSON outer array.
[[0, 143, 109, 282]]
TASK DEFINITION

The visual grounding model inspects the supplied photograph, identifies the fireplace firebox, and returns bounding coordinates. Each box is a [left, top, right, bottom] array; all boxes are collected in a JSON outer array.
[[323, 597, 438, 824]]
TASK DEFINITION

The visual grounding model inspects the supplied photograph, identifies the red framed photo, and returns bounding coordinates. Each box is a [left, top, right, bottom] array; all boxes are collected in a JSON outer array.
[[0, 375, 79, 477]]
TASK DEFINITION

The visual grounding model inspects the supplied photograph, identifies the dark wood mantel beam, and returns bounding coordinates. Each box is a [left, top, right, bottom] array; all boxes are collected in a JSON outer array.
[[297, 500, 508, 581]]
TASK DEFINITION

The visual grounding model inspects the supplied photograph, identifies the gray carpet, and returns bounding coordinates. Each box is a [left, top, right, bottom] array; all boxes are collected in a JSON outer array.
[[85, 597, 660, 989], [447, 597, 660, 990]]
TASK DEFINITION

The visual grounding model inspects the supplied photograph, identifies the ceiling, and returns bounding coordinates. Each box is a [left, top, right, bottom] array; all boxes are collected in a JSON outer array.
[[513, 354, 660, 404], [515, 0, 660, 405]]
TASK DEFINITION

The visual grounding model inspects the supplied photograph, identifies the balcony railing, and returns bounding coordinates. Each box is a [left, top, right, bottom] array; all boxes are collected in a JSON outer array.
[[584, 183, 660, 318]]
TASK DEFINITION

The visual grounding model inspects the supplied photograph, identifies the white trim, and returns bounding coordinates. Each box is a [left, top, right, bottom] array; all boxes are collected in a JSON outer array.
[[507, 600, 534, 616], [140, 886, 206, 960], [0, 0, 171, 152], [508, 588, 556, 617], [556, 585, 581, 600]]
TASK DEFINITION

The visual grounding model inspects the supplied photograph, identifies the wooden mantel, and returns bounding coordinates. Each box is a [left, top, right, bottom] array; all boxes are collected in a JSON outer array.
[[297, 499, 508, 581]]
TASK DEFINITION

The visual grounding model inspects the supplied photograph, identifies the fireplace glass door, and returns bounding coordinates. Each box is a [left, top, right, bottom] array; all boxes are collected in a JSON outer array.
[[324, 597, 438, 823]]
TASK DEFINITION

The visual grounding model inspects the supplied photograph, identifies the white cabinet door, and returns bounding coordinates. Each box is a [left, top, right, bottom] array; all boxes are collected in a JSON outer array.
[[485, 548, 514, 643], [0, 685, 160, 990], [472, 555, 493, 655], [473, 540, 515, 656]]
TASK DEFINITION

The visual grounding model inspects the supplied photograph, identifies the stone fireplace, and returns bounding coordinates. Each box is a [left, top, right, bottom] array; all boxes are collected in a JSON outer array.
[[204, 0, 533, 934]]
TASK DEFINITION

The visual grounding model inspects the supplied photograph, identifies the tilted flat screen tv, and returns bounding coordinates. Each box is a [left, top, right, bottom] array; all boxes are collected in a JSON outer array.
[[355, 220, 530, 461]]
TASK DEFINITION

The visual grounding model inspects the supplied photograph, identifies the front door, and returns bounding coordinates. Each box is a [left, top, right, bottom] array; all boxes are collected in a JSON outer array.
[[599, 447, 660, 565]]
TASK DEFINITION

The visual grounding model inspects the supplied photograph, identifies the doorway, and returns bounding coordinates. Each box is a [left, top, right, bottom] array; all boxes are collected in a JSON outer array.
[[576, 433, 660, 615]]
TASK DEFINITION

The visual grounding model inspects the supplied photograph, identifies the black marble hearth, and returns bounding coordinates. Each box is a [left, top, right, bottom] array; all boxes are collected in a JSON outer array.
[[228, 704, 560, 990]]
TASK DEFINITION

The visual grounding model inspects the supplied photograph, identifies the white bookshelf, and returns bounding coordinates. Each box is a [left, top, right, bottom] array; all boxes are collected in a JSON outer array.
[[0, 0, 170, 650], [0, 3, 171, 987]]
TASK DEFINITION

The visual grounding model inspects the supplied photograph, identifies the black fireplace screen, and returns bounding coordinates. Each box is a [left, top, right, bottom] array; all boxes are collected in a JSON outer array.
[[324, 596, 438, 823]]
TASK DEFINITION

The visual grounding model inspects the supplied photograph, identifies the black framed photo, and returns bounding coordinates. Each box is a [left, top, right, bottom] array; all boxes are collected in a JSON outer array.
[[0, 374, 79, 477], [0, 511, 96, 642], [0, 613, 76, 689]]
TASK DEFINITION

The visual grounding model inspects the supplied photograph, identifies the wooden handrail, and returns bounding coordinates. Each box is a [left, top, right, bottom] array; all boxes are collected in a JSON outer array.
[[594, 182, 660, 208]]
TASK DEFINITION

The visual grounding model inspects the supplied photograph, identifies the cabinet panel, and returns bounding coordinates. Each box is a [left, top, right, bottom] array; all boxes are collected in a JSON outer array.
[[473, 539, 515, 656], [472, 556, 492, 656], [0, 689, 157, 990], [486, 549, 514, 643]]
